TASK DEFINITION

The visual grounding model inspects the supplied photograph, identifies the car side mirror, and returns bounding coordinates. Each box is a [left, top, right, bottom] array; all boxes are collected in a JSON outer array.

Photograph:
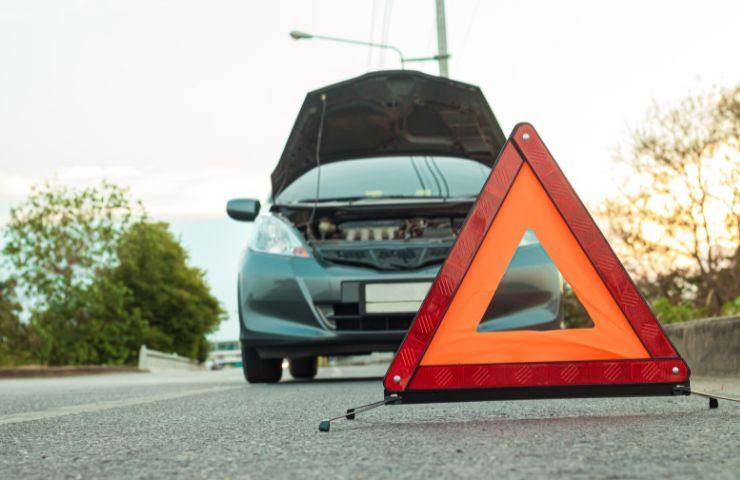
[[226, 198, 261, 222]]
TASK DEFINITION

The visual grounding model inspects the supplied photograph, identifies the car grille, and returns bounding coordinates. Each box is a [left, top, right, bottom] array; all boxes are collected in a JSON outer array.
[[318, 303, 414, 331], [317, 245, 451, 270]]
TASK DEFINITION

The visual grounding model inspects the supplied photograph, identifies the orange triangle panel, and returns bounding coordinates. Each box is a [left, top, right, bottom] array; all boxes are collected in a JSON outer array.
[[384, 124, 688, 397]]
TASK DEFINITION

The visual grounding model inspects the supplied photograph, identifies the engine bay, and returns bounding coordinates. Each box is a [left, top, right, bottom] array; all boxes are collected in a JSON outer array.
[[311, 217, 463, 243], [273, 201, 473, 270]]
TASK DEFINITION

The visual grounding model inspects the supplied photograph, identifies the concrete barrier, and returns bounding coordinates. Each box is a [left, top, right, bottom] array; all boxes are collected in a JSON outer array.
[[138, 345, 203, 371], [663, 316, 740, 378]]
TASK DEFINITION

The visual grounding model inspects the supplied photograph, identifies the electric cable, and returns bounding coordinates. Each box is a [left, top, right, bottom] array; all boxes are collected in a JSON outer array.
[[367, 0, 378, 71], [378, 0, 393, 68], [458, 0, 483, 62], [308, 93, 328, 229]]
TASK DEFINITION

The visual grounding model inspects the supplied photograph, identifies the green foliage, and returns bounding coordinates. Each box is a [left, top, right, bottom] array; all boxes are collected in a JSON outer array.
[[2, 181, 144, 307], [652, 297, 708, 325], [0, 278, 37, 366], [112, 222, 223, 362], [30, 274, 148, 366], [721, 296, 740, 317], [561, 283, 593, 329], [1, 181, 222, 366]]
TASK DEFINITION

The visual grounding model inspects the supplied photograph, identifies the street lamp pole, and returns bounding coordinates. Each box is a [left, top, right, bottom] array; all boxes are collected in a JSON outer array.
[[290, 31, 405, 68], [289, 30, 450, 71]]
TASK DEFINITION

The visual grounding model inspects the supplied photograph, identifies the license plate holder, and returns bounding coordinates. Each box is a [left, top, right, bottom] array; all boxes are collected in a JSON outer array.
[[360, 281, 432, 315]]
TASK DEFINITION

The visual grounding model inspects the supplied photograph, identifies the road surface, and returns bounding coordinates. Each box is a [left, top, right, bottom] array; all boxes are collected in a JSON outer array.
[[1, 366, 738, 479]]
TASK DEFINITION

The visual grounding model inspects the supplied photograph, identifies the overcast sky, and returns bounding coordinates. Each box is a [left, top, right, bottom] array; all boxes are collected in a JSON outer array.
[[1, 0, 738, 340]]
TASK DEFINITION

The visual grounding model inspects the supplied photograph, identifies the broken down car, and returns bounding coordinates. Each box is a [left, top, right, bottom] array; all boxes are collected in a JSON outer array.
[[227, 71, 562, 383]]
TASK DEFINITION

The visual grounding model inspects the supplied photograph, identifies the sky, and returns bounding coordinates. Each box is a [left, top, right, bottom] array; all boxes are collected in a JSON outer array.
[[1, 0, 738, 341]]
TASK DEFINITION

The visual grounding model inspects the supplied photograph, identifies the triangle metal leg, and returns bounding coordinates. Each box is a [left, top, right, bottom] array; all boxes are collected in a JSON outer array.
[[319, 395, 400, 432]]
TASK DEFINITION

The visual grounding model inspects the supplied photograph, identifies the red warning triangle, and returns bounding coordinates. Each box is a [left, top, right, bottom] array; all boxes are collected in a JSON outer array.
[[384, 124, 689, 402]]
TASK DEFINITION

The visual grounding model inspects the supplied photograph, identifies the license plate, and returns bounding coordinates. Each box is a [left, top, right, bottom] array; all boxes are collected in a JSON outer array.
[[363, 282, 432, 314]]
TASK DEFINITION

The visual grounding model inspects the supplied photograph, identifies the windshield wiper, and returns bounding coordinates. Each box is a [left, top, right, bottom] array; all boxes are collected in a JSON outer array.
[[291, 196, 369, 203], [288, 194, 477, 204], [362, 194, 448, 200]]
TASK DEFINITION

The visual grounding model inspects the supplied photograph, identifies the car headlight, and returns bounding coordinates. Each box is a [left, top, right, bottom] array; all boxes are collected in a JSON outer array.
[[249, 214, 309, 257]]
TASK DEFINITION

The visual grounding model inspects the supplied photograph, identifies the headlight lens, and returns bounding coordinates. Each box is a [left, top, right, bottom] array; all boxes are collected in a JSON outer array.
[[249, 214, 309, 257]]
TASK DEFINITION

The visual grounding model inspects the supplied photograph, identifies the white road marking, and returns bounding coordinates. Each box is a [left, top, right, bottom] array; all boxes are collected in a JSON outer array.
[[0, 385, 240, 426]]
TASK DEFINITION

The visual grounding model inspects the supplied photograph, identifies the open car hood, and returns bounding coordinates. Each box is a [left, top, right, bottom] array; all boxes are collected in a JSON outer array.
[[271, 70, 507, 197]]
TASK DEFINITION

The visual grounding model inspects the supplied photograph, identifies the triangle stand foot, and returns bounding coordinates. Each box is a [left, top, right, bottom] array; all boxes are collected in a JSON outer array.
[[319, 395, 400, 432]]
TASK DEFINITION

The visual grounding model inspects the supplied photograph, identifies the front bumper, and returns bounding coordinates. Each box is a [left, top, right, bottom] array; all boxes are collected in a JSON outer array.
[[238, 244, 560, 359], [239, 249, 436, 358]]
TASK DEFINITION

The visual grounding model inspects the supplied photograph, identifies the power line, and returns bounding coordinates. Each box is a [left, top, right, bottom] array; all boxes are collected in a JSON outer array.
[[367, 0, 378, 71], [458, 0, 482, 62], [422, 23, 435, 73], [379, 0, 393, 68]]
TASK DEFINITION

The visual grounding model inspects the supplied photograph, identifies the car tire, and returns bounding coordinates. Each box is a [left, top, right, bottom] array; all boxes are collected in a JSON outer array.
[[288, 357, 318, 380], [241, 344, 282, 384]]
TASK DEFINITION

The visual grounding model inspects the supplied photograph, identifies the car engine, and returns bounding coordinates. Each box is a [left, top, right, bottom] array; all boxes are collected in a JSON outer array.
[[274, 201, 473, 270], [314, 217, 460, 243]]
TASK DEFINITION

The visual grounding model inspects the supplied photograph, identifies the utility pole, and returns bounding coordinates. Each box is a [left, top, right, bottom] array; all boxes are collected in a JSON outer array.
[[435, 0, 449, 77]]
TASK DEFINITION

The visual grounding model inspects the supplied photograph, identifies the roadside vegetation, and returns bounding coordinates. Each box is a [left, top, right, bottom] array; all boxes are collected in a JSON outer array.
[[0, 182, 223, 367], [597, 84, 739, 323]]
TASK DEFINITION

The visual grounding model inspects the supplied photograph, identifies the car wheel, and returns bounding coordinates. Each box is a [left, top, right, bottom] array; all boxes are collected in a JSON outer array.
[[241, 344, 282, 383], [288, 357, 318, 380]]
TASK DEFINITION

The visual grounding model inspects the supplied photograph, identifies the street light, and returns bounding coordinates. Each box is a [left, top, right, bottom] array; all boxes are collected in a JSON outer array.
[[289, 30, 449, 70]]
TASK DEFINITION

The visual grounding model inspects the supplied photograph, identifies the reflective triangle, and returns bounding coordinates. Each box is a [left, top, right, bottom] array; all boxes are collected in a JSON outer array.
[[384, 124, 688, 397]]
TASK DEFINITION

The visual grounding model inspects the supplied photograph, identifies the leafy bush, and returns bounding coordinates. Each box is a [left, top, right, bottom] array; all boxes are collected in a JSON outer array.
[[721, 296, 740, 317], [30, 274, 148, 365], [651, 297, 708, 325], [112, 222, 223, 362], [0, 279, 37, 366]]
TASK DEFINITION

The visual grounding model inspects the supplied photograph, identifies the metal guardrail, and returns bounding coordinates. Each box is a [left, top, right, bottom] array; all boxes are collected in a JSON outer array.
[[137, 345, 203, 371]]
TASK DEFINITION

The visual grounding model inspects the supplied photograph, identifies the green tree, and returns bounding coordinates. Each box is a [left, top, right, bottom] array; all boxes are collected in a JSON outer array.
[[112, 222, 223, 362], [2, 181, 222, 365], [0, 280, 41, 366], [0, 278, 36, 366], [2, 181, 144, 307], [2, 181, 146, 365], [599, 85, 739, 318], [31, 274, 148, 365]]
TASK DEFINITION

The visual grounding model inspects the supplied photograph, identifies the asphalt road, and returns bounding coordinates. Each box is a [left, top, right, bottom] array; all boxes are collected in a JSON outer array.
[[1, 366, 738, 479]]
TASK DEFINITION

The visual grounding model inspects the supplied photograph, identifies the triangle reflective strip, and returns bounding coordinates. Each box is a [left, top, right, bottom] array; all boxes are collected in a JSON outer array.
[[384, 124, 687, 393]]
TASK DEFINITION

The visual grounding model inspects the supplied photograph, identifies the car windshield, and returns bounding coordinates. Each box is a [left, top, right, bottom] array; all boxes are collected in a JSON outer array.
[[275, 156, 491, 204]]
